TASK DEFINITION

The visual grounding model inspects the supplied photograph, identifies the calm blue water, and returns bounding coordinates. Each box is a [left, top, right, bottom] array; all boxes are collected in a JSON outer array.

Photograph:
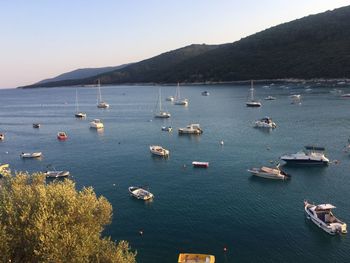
[[0, 84, 349, 262]]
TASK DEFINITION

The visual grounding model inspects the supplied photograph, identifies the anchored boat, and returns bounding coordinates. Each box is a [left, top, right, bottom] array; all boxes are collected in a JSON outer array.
[[248, 165, 290, 180], [246, 80, 261, 107], [304, 201, 347, 235], [150, 145, 169, 157], [192, 161, 209, 168], [128, 186, 154, 200], [178, 124, 203, 135], [178, 253, 215, 263], [44, 170, 70, 178], [20, 152, 42, 158], [57, 132, 68, 140], [280, 146, 329, 165], [90, 119, 104, 129], [254, 117, 276, 128]]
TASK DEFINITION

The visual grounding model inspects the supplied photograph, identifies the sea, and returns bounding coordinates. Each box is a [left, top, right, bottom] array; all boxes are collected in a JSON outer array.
[[0, 83, 349, 263]]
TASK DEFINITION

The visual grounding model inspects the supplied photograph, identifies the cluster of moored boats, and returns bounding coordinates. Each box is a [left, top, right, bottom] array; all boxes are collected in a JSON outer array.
[[246, 83, 347, 236]]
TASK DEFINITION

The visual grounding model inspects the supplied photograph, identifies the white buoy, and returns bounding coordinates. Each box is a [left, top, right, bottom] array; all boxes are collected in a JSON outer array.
[[220, 140, 224, 145]]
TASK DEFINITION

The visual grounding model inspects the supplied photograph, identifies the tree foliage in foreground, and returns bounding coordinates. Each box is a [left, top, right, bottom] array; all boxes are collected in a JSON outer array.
[[0, 172, 136, 263]]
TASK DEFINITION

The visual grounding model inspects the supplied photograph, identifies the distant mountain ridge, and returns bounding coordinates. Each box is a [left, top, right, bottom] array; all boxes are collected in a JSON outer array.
[[36, 64, 131, 84], [19, 5, 350, 88]]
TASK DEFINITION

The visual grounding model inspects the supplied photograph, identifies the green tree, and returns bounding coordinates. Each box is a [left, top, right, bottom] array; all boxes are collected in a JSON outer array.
[[0, 172, 136, 263]]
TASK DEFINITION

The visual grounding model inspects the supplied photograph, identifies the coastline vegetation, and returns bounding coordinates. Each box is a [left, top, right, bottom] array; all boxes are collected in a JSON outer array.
[[0, 171, 136, 263]]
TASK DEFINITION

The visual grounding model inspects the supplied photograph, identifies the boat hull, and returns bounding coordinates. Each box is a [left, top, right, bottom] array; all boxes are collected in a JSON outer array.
[[246, 102, 261, 107], [281, 158, 328, 166]]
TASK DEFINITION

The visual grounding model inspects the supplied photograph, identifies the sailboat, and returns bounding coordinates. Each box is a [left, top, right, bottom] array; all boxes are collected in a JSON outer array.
[[75, 89, 87, 118], [246, 80, 261, 107], [154, 88, 171, 118], [96, 79, 110, 108], [174, 83, 189, 106]]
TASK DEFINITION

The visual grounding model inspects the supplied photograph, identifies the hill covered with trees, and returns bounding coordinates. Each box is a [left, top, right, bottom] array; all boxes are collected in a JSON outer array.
[[19, 5, 350, 88]]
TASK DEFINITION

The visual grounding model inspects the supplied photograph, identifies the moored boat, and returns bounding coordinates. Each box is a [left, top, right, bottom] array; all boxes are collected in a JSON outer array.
[[20, 152, 42, 158], [128, 186, 154, 200], [264, 95, 276, 100], [280, 146, 329, 165], [166, 96, 174, 102], [75, 89, 87, 118], [44, 170, 70, 178], [57, 131, 68, 140], [254, 117, 276, 128], [150, 145, 169, 157], [192, 161, 209, 168], [174, 83, 189, 106], [0, 133, 4, 141], [247, 165, 290, 180], [246, 80, 261, 107], [33, 123, 40, 128], [90, 119, 104, 129], [201, 91, 210, 96], [304, 201, 347, 235], [178, 124, 203, 135], [96, 79, 110, 108], [178, 253, 215, 263]]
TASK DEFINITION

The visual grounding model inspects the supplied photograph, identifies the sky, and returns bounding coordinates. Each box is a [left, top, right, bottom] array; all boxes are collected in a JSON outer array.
[[1, 0, 349, 88]]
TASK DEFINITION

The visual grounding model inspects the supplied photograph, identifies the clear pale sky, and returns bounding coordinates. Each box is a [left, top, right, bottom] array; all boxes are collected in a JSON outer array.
[[1, 0, 349, 88]]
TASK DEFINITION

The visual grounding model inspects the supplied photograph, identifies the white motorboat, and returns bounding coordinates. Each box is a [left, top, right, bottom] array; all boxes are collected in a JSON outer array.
[[154, 88, 171, 118], [20, 152, 42, 158], [90, 119, 104, 129], [254, 117, 277, 128], [0, 133, 4, 141], [304, 201, 347, 235], [264, 96, 276, 100], [246, 80, 261, 107], [247, 165, 290, 180], [96, 79, 110, 108], [33, 123, 40, 128], [174, 83, 189, 106], [44, 170, 70, 178], [280, 146, 329, 165], [75, 89, 87, 118], [201, 91, 210, 96], [129, 186, 154, 200], [178, 124, 203, 135], [341, 93, 350, 98], [150, 145, 170, 157]]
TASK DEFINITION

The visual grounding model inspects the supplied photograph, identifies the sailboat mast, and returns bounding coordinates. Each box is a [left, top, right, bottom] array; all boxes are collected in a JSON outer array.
[[75, 89, 79, 112], [250, 80, 254, 101], [159, 88, 162, 111], [98, 79, 102, 102]]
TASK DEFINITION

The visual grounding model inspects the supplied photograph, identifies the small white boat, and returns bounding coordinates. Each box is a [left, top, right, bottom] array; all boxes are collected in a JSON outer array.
[[192, 161, 209, 168], [33, 123, 41, 128], [264, 96, 276, 100], [178, 124, 203, 135], [20, 152, 42, 158], [129, 186, 154, 200], [150, 145, 169, 157], [248, 165, 290, 180], [44, 170, 70, 178], [166, 96, 174, 102], [96, 79, 110, 108], [174, 83, 189, 106], [90, 119, 104, 129], [341, 93, 350, 98], [161, 126, 172, 132], [280, 146, 329, 165], [246, 80, 261, 107], [254, 117, 277, 128], [201, 91, 210, 96], [304, 201, 347, 235], [0, 133, 4, 141]]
